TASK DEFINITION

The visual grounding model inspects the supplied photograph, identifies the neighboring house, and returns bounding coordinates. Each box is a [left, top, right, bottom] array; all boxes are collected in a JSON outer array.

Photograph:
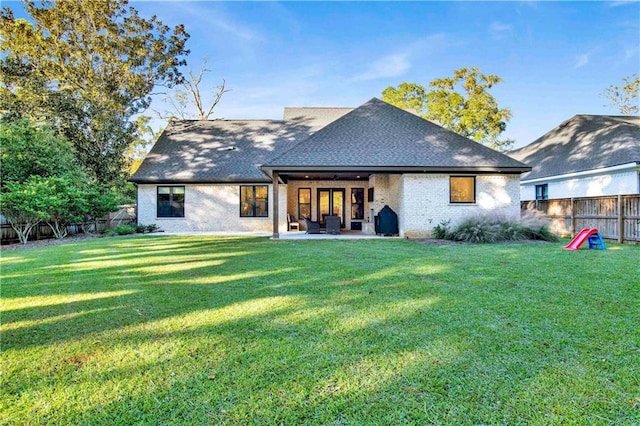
[[130, 98, 530, 237], [510, 115, 640, 201]]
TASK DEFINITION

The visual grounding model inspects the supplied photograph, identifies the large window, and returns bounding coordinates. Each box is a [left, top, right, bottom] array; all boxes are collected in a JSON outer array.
[[240, 185, 268, 217], [298, 188, 311, 219], [351, 188, 364, 219], [157, 186, 185, 218], [535, 184, 548, 200], [450, 176, 476, 203]]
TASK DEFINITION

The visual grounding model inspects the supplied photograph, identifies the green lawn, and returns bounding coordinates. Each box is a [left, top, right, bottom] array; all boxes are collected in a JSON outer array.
[[2, 236, 639, 425]]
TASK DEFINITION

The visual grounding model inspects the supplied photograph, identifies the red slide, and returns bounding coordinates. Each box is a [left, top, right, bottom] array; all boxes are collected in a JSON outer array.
[[563, 228, 598, 250]]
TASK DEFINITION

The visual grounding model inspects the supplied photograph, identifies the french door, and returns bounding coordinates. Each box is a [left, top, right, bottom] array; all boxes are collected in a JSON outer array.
[[317, 189, 345, 227]]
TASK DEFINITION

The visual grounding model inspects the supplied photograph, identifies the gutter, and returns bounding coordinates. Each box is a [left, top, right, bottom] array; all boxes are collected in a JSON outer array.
[[260, 165, 531, 174]]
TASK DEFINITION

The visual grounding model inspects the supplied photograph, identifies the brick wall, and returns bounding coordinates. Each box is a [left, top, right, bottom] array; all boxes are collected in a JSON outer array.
[[400, 174, 521, 238], [137, 184, 286, 233]]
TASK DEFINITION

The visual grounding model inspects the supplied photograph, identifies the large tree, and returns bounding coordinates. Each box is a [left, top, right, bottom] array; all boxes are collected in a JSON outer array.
[[602, 74, 639, 115], [382, 67, 513, 151], [0, 119, 118, 242], [0, 0, 190, 185]]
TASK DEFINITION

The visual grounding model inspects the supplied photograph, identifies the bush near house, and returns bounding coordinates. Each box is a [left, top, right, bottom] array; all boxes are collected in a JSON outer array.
[[434, 215, 559, 243]]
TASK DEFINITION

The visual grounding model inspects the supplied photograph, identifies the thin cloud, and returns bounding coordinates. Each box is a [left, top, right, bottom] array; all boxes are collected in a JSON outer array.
[[607, 1, 638, 7], [353, 53, 411, 81], [489, 21, 513, 38], [574, 53, 590, 69], [176, 2, 261, 42]]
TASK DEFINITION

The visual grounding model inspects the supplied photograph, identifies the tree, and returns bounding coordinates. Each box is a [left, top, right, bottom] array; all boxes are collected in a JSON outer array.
[[602, 74, 639, 115], [155, 57, 230, 120], [1, 0, 190, 186], [1, 177, 52, 243], [381, 82, 427, 116], [0, 119, 79, 186], [0, 119, 118, 242], [382, 67, 513, 151]]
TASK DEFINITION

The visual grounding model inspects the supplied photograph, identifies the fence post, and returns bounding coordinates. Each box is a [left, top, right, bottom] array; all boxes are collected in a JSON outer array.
[[618, 194, 623, 244], [570, 197, 575, 237]]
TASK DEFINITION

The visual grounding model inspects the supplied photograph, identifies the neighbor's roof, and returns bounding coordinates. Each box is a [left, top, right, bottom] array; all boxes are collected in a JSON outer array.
[[263, 98, 530, 173], [510, 115, 640, 181], [129, 108, 351, 183]]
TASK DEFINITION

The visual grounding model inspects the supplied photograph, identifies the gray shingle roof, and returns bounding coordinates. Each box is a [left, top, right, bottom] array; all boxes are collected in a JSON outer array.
[[130, 109, 349, 183], [510, 115, 640, 181], [130, 119, 308, 183], [264, 98, 529, 172]]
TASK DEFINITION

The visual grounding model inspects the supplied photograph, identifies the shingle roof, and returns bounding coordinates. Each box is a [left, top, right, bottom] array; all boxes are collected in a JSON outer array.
[[130, 107, 354, 183], [129, 119, 311, 183], [510, 115, 640, 181], [264, 98, 529, 172]]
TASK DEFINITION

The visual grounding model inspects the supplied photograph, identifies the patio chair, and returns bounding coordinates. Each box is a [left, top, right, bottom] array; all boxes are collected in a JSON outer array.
[[304, 218, 321, 234], [287, 214, 300, 231], [325, 216, 341, 235]]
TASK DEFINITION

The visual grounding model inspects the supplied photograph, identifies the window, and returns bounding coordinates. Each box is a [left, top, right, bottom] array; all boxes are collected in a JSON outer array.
[[450, 177, 476, 203], [535, 184, 548, 200], [298, 188, 311, 219], [157, 186, 185, 218], [240, 185, 268, 217], [351, 188, 364, 220]]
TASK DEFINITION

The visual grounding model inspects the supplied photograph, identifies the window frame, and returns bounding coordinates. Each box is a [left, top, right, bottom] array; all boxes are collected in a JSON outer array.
[[298, 187, 311, 219], [239, 185, 269, 218], [156, 186, 185, 218], [449, 176, 476, 204], [535, 184, 549, 200], [351, 188, 365, 220]]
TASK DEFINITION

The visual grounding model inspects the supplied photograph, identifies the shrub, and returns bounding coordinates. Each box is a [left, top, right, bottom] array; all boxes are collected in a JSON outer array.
[[442, 214, 559, 244], [104, 224, 137, 236], [433, 220, 452, 239], [523, 225, 560, 242], [450, 216, 502, 244], [136, 224, 160, 234]]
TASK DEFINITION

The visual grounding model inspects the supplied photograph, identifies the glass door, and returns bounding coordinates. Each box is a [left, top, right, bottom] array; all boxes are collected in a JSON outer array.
[[317, 189, 345, 227]]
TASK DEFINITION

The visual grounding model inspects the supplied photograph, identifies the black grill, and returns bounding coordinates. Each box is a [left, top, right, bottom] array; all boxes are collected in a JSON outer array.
[[374, 205, 399, 236]]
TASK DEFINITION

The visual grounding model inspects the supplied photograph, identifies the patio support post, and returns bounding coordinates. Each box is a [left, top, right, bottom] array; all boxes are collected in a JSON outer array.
[[272, 171, 279, 239]]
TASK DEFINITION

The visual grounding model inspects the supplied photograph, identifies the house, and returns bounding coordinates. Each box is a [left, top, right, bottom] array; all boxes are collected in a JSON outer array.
[[130, 98, 530, 237], [510, 115, 640, 201]]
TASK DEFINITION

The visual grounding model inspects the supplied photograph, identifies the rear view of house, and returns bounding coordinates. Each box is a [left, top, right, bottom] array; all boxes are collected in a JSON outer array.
[[130, 98, 530, 237], [510, 115, 640, 201]]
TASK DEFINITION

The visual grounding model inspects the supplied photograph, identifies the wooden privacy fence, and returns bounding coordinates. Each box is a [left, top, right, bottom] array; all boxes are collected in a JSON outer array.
[[1, 205, 136, 244], [521, 195, 640, 243]]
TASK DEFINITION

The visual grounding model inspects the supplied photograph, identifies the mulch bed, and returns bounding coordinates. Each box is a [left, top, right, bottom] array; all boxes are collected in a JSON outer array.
[[1, 234, 100, 252]]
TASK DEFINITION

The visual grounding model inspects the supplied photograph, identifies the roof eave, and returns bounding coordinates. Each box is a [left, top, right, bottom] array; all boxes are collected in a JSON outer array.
[[261, 165, 531, 174], [128, 177, 272, 184]]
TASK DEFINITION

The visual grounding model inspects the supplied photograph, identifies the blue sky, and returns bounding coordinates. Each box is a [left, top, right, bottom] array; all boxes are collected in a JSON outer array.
[[9, 1, 640, 148]]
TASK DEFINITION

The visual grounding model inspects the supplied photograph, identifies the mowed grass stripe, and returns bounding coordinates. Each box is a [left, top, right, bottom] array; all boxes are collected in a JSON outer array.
[[1, 236, 639, 424]]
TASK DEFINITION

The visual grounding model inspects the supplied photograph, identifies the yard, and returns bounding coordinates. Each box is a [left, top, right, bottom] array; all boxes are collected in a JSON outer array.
[[2, 236, 639, 424]]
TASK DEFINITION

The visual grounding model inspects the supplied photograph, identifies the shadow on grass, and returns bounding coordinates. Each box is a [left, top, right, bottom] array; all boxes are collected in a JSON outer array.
[[2, 236, 639, 424]]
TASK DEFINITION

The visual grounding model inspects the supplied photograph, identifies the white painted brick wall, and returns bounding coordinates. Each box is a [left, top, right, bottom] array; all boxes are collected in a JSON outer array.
[[136, 174, 521, 236], [137, 183, 286, 233], [369, 174, 401, 213], [400, 174, 521, 238]]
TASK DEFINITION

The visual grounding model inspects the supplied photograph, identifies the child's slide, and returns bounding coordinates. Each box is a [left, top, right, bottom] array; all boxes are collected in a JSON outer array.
[[563, 228, 599, 250]]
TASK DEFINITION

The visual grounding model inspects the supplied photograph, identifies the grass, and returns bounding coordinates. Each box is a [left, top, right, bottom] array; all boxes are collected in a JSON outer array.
[[1, 236, 639, 425]]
